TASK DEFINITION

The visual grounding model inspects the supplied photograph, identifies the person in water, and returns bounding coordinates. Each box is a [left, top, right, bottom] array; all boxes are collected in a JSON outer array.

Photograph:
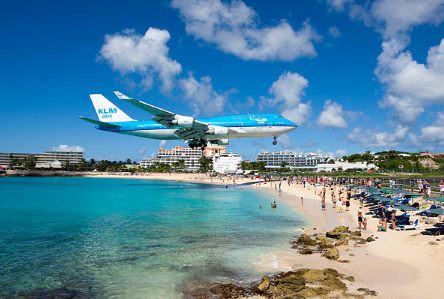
[[271, 201, 277, 208], [259, 206, 262, 209]]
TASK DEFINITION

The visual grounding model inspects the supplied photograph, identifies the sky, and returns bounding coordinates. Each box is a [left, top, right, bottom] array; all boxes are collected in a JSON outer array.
[[1, 0, 444, 162]]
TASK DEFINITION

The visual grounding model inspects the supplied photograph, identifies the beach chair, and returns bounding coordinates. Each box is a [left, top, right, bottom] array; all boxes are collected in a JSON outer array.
[[396, 219, 422, 231], [423, 227, 444, 235]]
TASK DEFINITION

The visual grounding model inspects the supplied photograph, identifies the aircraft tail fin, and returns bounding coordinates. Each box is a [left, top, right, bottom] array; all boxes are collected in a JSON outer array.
[[89, 94, 135, 122]]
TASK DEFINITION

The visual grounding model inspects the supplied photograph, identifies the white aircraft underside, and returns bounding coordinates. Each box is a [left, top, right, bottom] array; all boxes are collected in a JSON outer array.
[[120, 126, 295, 140]]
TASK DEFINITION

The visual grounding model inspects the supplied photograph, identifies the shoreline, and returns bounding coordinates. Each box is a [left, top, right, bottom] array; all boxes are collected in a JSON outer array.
[[3, 174, 443, 298], [252, 180, 444, 299]]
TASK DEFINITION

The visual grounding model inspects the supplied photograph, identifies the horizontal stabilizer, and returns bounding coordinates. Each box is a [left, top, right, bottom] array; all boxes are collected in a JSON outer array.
[[78, 117, 122, 128]]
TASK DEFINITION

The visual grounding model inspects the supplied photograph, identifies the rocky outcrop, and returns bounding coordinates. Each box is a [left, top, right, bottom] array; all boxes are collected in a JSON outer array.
[[296, 234, 317, 246], [323, 247, 340, 260]]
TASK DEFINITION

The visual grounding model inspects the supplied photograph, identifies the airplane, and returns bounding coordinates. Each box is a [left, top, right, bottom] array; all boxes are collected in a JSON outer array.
[[79, 91, 297, 149]]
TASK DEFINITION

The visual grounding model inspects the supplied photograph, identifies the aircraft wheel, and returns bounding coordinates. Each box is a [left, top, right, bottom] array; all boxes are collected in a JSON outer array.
[[273, 141, 277, 145]]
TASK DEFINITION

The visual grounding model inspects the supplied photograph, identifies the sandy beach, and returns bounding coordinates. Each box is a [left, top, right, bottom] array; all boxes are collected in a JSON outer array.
[[83, 172, 444, 298]]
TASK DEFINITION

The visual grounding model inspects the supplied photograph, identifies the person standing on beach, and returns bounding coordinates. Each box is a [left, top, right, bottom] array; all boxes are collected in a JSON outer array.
[[358, 212, 363, 230], [424, 180, 430, 198], [332, 193, 336, 209], [301, 196, 303, 206], [321, 197, 326, 211]]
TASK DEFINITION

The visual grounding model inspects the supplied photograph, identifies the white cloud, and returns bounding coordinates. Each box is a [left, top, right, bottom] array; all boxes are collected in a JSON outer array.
[[179, 73, 227, 116], [261, 71, 312, 124], [335, 149, 348, 157], [328, 26, 341, 38], [376, 38, 444, 124], [99, 28, 182, 91], [325, 0, 354, 12], [159, 140, 167, 148], [171, 0, 319, 61], [317, 100, 347, 128], [412, 112, 444, 146], [277, 134, 292, 149], [348, 125, 408, 148], [52, 145, 84, 152]]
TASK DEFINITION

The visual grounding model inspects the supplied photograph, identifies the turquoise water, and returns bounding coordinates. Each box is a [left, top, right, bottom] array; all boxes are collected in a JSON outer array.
[[0, 177, 305, 298]]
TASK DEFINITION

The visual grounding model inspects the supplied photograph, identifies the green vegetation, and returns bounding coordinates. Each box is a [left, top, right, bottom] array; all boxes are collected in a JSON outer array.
[[341, 150, 444, 173], [198, 157, 213, 172], [240, 161, 266, 171]]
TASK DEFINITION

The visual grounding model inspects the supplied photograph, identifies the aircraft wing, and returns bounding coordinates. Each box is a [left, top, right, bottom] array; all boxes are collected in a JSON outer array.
[[113, 91, 209, 135]]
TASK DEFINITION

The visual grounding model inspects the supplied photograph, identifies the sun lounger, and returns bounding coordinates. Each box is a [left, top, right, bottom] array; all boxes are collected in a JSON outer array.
[[396, 219, 422, 231], [423, 227, 444, 235]]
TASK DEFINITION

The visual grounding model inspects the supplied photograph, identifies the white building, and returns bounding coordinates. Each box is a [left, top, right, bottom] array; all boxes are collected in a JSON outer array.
[[140, 146, 226, 171], [213, 153, 242, 174], [0, 151, 83, 168], [257, 151, 330, 169], [315, 161, 378, 172], [35, 160, 63, 169]]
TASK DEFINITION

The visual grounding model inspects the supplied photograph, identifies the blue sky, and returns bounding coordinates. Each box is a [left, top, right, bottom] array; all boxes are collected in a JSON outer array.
[[1, 0, 444, 161]]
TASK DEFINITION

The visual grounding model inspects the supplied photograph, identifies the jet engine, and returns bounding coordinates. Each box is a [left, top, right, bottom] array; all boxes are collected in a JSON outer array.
[[173, 116, 194, 128], [209, 139, 229, 145], [207, 125, 228, 137]]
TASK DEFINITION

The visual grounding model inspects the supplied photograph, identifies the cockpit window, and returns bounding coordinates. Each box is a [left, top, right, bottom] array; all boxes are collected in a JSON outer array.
[[278, 116, 284, 118]]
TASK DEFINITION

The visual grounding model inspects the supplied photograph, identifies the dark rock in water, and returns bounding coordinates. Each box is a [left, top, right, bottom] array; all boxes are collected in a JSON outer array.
[[322, 247, 339, 260], [299, 248, 313, 255], [123, 246, 140, 251], [21, 288, 87, 299], [183, 283, 250, 299], [296, 234, 317, 246]]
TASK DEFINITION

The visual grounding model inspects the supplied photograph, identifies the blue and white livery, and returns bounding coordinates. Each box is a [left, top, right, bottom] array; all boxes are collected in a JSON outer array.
[[79, 92, 297, 148]]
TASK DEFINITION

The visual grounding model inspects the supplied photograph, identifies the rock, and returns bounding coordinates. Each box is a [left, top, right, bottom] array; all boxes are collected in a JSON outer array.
[[322, 247, 339, 260], [333, 226, 350, 233], [355, 238, 367, 244], [296, 234, 317, 246], [344, 275, 355, 282], [349, 253, 355, 256], [185, 283, 249, 299], [326, 231, 341, 239], [366, 237, 375, 242], [313, 227, 317, 230], [257, 275, 270, 292], [313, 233, 318, 236], [350, 231, 362, 237], [338, 259, 351, 263], [321, 278, 347, 291], [338, 233, 349, 241], [429, 241, 438, 245], [357, 287, 378, 296], [316, 236, 327, 241], [322, 268, 341, 279], [298, 287, 319, 298], [273, 274, 306, 294], [335, 239, 349, 246], [302, 269, 325, 283], [318, 240, 335, 249], [23, 288, 84, 299], [299, 248, 313, 254]]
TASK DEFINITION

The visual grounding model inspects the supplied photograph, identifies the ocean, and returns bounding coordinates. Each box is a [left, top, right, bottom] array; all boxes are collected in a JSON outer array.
[[0, 177, 305, 298]]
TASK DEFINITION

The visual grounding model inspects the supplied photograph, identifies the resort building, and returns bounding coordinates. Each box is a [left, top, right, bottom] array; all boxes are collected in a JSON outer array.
[[213, 153, 242, 174], [140, 146, 226, 171], [256, 151, 330, 169], [0, 150, 84, 168], [315, 161, 378, 172]]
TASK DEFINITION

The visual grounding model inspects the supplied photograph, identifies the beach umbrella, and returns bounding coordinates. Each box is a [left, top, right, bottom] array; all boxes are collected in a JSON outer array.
[[426, 197, 444, 205], [394, 204, 418, 211]]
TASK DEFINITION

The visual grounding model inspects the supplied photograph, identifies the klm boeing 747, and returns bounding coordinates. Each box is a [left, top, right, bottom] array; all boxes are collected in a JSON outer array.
[[79, 92, 297, 149]]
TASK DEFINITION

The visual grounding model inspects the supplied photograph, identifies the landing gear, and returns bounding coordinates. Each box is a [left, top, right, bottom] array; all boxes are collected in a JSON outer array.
[[272, 136, 277, 145], [189, 139, 207, 149]]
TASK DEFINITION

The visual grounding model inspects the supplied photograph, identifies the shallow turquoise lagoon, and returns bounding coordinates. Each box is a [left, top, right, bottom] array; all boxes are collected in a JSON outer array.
[[0, 177, 305, 298]]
